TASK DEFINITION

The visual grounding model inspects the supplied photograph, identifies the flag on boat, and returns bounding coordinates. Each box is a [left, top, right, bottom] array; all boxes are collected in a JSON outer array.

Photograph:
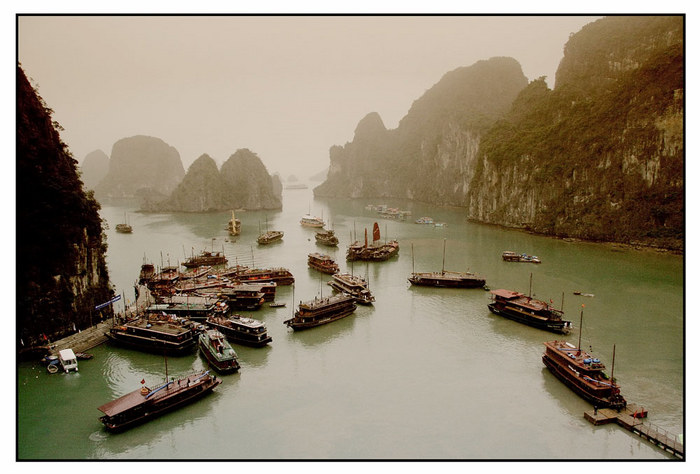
[[94, 295, 121, 310]]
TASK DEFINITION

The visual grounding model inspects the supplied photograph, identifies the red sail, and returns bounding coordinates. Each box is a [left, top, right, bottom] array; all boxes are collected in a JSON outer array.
[[373, 222, 380, 242]]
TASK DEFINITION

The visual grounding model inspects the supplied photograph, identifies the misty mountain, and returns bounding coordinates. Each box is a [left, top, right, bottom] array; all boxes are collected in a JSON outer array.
[[144, 148, 282, 212], [315, 16, 683, 250], [94, 135, 185, 202], [79, 149, 109, 189]]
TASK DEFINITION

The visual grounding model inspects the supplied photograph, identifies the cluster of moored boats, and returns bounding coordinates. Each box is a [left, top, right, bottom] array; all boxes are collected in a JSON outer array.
[[96, 206, 629, 433]]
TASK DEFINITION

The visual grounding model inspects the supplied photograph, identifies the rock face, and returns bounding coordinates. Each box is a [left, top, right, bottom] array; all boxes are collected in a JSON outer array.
[[80, 149, 109, 189], [16, 65, 113, 347], [315, 17, 683, 250], [145, 149, 282, 212], [314, 57, 528, 205], [466, 16, 683, 249], [220, 149, 282, 210], [94, 135, 185, 202]]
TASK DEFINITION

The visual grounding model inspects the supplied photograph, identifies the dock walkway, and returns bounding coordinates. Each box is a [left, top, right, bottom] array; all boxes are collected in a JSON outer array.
[[584, 405, 683, 459], [49, 284, 153, 355]]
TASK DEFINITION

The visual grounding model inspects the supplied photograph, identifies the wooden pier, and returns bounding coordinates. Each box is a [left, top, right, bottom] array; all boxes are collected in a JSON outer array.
[[584, 405, 683, 459]]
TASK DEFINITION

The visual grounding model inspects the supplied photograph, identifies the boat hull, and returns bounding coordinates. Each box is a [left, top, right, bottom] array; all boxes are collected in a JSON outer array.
[[487, 303, 570, 334], [105, 331, 196, 356], [99, 375, 221, 432], [542, 354, 626, 409], [284, 304, 357, 330], [408, 275, 485, 288]]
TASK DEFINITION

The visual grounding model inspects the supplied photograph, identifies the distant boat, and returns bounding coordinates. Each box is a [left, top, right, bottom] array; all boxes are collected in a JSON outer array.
[[300, 214, 325, 228], [408, 240, 486, 289], [227, 210, 241, 236], [502, 251, 541, 264], [285, 183, 308, 189], [257, 219, 284, 244], [115, 213, 133, 233], [97, 370, 221, 432], [307, 253, 339, 275], [415, 217, 434, 224], [346, 222, 399, 261], [315, 228, 339, 247], [183, 244, 227, 268]]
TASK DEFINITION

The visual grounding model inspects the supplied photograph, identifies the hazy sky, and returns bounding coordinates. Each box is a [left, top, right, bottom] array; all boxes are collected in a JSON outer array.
[[18, 15, 601, 180]]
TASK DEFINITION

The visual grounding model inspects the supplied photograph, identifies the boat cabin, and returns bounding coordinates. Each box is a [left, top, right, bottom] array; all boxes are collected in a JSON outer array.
[[59, 349, 78, 373]]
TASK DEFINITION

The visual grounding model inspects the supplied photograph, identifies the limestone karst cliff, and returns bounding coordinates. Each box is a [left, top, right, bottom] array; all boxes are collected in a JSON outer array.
[[466, 16, 683, 249], [314, 57, 529, 205], [94, 135, 185, 202], [144, 148, 282, 212], [17, 65, 113, 348], [80, 149, 109, 190], [315, 16, 683, 250]]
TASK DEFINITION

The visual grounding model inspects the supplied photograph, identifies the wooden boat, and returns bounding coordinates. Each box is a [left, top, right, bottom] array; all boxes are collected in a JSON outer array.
[[206, 315, 272, 347], [269, 302, 286, 308], [415, 217, 434, 224], [145, 299, 227, 321], [182, 250, 227, 268], [307, 253, 339, 275], [257, 230, 284, 244], [315, 228, 339, 247], [198, 329, 240, 374], [115, 213, 133, 233], [105, 316, 197, 355], [199, 284, 266, 310], [300, 214, 325, 228], [408, 240, 486, 289], [502, 251, 541, 264], [97, 371, 221, 432], [232, 267, 295, 286], [328, 272, 375, 305], [227, 210, 241, 236], [488, 284, 571, 334], [543, 311, 626, 409], [346, 223, 399, 261], [284, 293, 357, 330]]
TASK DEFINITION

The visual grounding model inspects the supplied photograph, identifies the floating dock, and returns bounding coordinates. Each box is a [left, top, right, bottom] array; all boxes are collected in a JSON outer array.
[[584, 404, 683, 459]]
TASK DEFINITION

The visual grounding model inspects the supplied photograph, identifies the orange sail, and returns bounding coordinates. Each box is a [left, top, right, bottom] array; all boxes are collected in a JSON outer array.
[[373, 222, 380, 242]]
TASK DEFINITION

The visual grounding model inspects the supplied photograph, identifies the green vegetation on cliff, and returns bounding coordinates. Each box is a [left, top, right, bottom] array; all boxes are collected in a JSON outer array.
[[469, 16, 683, 249], [17, 65, 113, 347]]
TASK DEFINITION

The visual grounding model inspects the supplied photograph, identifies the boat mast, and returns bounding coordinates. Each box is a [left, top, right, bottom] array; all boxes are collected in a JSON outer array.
[[561, 292, 565, 312], [441, 238, 446, 274], [411, 243, 415, 274], [610, 344, 616, 386], [577, 307, 584, 355], [528, 273, 533, 298]]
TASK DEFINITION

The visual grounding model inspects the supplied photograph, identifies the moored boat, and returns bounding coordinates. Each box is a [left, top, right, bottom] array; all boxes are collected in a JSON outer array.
[[542, 337, 626, 409], [284, 293, 357, 330], [115, 213, 133, 233], [206, 315, 272, 347], [227, 210, 241, 236], [199, 284, 266, 310], [408, 240, 486, 289], [198, 329, 240, 374], [183, 250, 227, 268], [257, 230, 284, 245], [232, 267, 295, 286], [300, 214, 325, 228], [488, 288, 571, 334], [105, 316, 197, 355], [315, 228, 339, 247], [97, 371, 221, 432], [328, 272, 375, 305], [308, 253, 339, 274], [346, 223, 399, 261], [139, 262, 155, 284], [502, 251, 541, 264]]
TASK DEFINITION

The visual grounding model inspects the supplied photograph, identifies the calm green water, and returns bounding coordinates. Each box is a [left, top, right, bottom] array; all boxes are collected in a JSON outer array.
[[18, 188, 683, 459]]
